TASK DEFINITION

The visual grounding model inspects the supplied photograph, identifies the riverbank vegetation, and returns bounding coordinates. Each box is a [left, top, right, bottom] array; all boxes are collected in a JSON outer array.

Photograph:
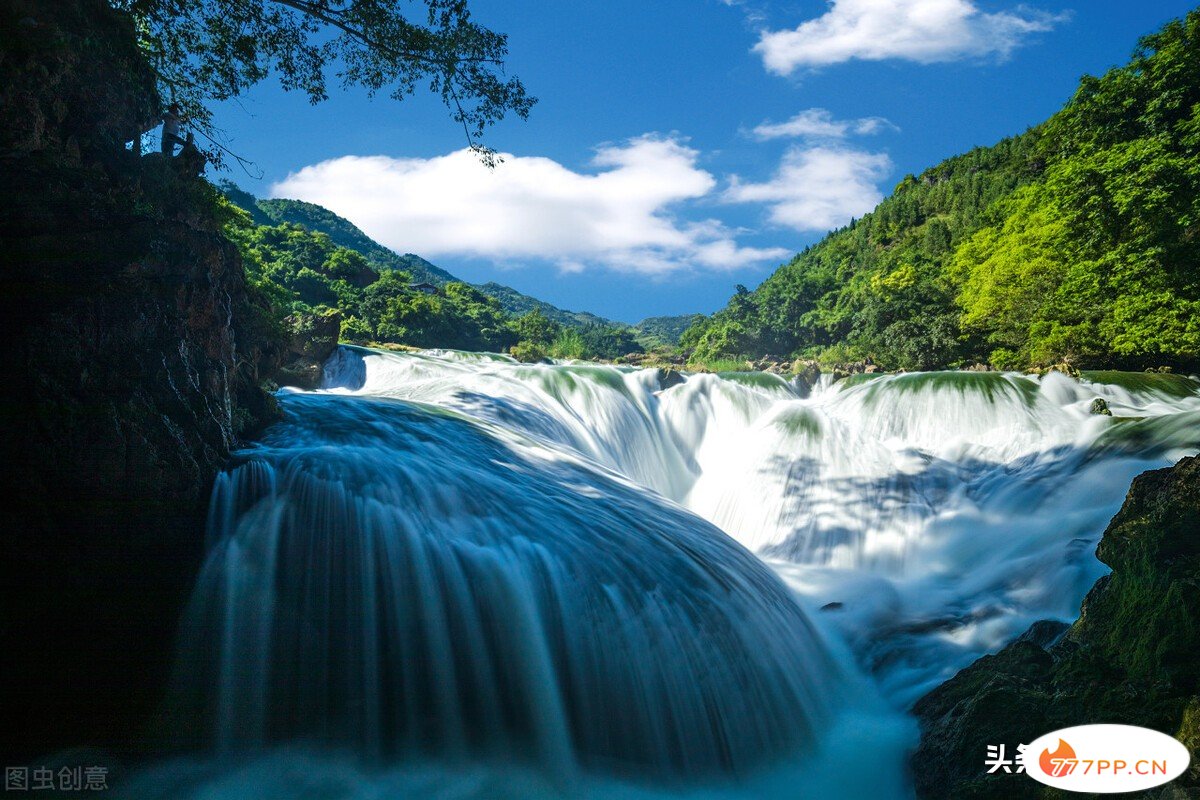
[[222, 201, 648, 362]]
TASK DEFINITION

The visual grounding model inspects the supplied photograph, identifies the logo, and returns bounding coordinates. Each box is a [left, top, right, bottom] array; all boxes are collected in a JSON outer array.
[[1040, 739, 1077, 777], [1022, 725, 1191, 793]]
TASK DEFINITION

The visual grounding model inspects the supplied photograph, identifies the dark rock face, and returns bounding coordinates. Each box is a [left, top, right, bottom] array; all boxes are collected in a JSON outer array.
[[1013, 620, 1070, 649], [277, 310, 342, 389], [791, 361, 822, 398], [0, 0, 283, 763], [912, 456, 1200, 799], [656, 367, 687, 391]]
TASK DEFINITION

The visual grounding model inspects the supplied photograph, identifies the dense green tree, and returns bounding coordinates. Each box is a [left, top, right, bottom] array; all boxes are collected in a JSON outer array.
[[951, 185, 1072, 362], [512, 309, 562, 347], [441, 282, 517, 351], [576, 325, 644, 361]]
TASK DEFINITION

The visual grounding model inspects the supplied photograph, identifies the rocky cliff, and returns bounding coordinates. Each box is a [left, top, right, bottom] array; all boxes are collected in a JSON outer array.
[[0, 0, 284, 762], [913, 455, 1200, 798]]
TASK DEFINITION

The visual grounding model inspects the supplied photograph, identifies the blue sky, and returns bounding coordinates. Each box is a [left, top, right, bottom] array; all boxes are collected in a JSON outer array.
[[216, 0, 1197, 324]]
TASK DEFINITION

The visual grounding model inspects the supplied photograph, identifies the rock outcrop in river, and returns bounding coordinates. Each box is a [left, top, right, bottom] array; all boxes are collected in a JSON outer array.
[[913, 455, 1200, 798]]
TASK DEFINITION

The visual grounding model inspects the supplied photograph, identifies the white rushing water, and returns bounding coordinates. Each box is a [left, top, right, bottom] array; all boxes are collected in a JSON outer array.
[[124, 348, 1200, 799]]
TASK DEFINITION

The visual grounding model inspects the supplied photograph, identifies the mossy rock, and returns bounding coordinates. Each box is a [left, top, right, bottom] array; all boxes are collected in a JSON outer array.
[[914, 457, 1200, 799]]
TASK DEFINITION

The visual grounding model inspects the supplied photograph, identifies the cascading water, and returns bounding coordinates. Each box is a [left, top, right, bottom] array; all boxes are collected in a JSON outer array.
[[170, 393, 838, 778], [125, 347, 1200, 799]]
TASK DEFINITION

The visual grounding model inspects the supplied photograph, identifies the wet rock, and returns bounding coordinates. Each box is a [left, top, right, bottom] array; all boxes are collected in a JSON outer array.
[[912, 644, 1053, 799], [789, 361, 821, 398], [820, 602, 844, 611], [1043, 362, 1082, 378], [277, 310, 342, 389], [913, 456, 1200, 798], [1013, 619, 1070, 650], [656, 367, 686, 390], [1090, 397, 1113, 416]]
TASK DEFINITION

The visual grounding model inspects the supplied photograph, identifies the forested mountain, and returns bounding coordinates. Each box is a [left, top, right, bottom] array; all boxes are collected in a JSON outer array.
[[474, 281, 614, 328], [221, 184, 618, 330], [633, 314, 707, 347], [218, 197, 644, 360], [685, 12, 1200, 373]]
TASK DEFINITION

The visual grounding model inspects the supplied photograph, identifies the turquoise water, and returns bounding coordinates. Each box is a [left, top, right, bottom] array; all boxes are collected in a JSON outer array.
[[119, 352, 1200, 799]]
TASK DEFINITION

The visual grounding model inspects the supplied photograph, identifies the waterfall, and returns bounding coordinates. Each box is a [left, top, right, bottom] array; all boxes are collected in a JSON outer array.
[[167, 387, 845, 783], [319, 350, 1200, 703], [137, 348, 1200, 799]]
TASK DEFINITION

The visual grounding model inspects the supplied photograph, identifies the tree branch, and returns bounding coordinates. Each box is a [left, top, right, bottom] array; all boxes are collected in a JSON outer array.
[[266, 0, 504, 67]]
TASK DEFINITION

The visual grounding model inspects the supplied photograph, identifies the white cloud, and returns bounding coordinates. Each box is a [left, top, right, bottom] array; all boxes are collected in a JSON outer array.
[[720, 0, 769, 26], [270, 136, 789, 275], [751, 108, 897, 141], [754, 0, 1066, 74], [726, 145, 892, 232]]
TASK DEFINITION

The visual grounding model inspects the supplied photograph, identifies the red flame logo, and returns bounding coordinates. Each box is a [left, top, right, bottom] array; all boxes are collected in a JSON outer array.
[[1040, 739, 1077, 777]]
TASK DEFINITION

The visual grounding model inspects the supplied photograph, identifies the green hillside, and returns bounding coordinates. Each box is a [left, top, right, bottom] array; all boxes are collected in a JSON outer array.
[[475, 281, 613, 328], [634, 314, 707, 348], [255, 197, 460, 286], [221, 185, 617, 330], [217, 195, 644, 361], [685, 11, 1200, 373]]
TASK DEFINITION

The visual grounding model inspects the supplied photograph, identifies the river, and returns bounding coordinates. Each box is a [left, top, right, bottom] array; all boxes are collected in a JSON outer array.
[[121, 348, 1200, 799]]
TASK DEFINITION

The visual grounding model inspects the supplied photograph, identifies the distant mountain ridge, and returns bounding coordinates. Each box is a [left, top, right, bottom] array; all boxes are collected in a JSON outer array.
[[220, 183, 618, 330], [633, 314, 706, 347]]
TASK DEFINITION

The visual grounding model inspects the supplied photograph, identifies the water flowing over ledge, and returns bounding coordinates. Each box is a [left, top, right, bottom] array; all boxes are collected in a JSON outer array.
[[168, 385, 848, 783], [140, 348, 1200, 798], [320, 349, 1200, 703]]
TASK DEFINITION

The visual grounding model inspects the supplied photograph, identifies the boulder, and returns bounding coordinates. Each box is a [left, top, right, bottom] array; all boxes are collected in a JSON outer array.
[[912, 456, 1200, 798], [656, 367, 687, 390], [276, 310, 342, 389], [1013, 619, 1070, 650], [791, 361, 822, 398]]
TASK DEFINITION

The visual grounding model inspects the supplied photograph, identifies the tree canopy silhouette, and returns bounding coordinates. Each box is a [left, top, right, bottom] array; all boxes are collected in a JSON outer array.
[[114, 0, 535, 165]]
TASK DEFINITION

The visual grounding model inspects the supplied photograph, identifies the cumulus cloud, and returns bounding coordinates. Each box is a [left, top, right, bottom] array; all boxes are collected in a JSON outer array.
[[754, 0, 1066, 74], [726, 146, 892, 232], [270, 136, 789, 275], [751, 108, 897, 141]]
